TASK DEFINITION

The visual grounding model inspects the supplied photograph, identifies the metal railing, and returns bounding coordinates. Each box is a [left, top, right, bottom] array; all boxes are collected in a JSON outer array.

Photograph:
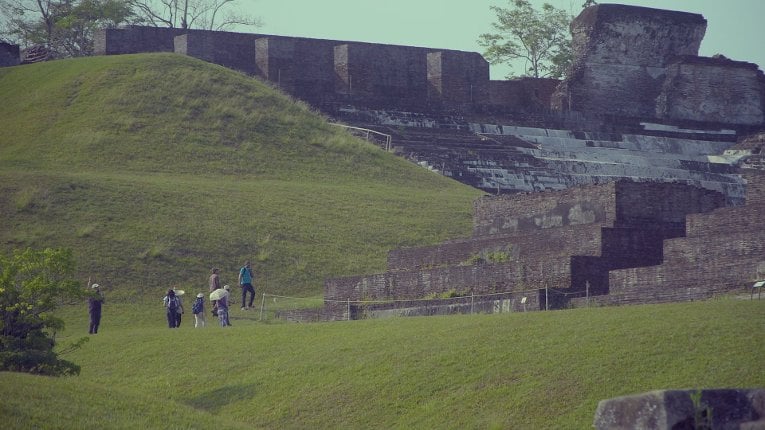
[[331, 123, 392, 151]]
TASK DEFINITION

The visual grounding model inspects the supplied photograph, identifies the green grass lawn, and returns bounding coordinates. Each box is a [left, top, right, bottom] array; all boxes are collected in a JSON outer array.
[[2, 296, 763, 429]]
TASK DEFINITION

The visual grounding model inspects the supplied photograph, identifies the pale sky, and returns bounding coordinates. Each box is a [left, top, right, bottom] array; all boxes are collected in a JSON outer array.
[[237, 0, 765, 79]]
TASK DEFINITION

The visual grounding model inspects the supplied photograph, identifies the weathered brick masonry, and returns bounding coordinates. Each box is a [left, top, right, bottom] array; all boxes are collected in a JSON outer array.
[[578, 170, 765, 307], [553, 4, 765, 127], [553, 4, 706, 118], [657, 56, 765, 126], [16, 4, 765, 128], [324, 174, 764, 318], [94, 26, 496, 113], [324, 181, 733, 318]]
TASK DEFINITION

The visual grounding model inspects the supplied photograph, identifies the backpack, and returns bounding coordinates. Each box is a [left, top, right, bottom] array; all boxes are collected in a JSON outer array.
[[192, 297, 203, 314], [167, 296, 178, 311]]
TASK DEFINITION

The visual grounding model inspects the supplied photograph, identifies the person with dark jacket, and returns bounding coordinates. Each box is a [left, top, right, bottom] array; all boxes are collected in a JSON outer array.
[[163, 289, 182, 328], [87, 279, 104, 334]]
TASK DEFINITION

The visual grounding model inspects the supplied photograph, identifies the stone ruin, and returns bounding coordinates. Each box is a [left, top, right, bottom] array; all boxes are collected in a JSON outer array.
[[83, 3, 765, 319], [275, 169, 764, 321], [594, 389, 765, 429], [83, 4, 764, 203], [552, 4, 765, 127], [88, 4, 765, 129], [3, 4, 764, 317], [93, 26, 492, 112]]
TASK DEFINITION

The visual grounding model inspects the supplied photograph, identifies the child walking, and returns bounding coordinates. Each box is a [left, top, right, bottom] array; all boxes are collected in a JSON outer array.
[[192, 293, 206, 328]]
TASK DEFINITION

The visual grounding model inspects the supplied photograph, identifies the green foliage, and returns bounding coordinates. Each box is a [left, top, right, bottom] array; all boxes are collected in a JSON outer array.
[[462, 247, 512, 266], [690, 390, 714, 429], [127, 0, 261, 31], [0, 248, 84, 376], [0, 0, 133, 57], [485, 250, 510, 264], [478, 0, 572, 78], [55, 0, 135, 56], [423, 288, 467, 299], [464, 253, 484, 266]]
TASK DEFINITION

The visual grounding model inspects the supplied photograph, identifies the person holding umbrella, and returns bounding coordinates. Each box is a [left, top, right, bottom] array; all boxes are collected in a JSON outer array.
[[173, 289, 185, 327], [210, 285, 232, 327]]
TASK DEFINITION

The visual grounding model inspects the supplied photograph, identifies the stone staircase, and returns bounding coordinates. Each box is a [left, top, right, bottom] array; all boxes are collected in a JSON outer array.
[[335, 108, 748, 204], [316, 181, 733, 321]]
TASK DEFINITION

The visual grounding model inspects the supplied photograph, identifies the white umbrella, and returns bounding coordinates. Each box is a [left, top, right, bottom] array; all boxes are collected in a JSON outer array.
[[210, 289, 229, 301]]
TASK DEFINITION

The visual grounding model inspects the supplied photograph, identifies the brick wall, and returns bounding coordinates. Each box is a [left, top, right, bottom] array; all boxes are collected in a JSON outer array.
[[657, 56, 765, 126], [472, 183, 617, 237], [487, 78, 559, 112], [389, 224, 604, 270], [427, 51, 490, 110], [557, 4, 707, 117], [605, 209, 765, 305], [175, 31, 261, 75], [95, 26, 498, 112], [321, 180, 754, 319], [742, 169, 765, 205], [337, 43, 430, 110], [686, 204, 764, 236], [614, 181, 726, 231], [326, 255, 572, 302], [95, 26, 186, 55], [254, 36, 337, 105], [93, 22, 765, 128], [571, 5, 706, 68]]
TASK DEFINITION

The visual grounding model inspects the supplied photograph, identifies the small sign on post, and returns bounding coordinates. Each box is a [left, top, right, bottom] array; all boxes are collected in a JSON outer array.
[[752, 280, 765, 300]]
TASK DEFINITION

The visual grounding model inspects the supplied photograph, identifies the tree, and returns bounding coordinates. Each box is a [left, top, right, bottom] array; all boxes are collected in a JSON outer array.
[[54, 0, 134, 56], [0, 0, 59, 50], [127, 0, 260, 30], [0, 248, 85, 376], [0, 0, 134, 57], [478, 0, 572, 79]]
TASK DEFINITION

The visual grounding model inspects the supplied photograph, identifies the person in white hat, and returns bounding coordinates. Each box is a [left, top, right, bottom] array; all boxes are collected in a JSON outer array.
[[192, 292, 206, 328], [87, 277, 104, 334]]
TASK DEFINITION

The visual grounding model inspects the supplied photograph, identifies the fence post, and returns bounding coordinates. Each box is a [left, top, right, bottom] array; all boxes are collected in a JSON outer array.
[[545, 287, 549, 311], [347, 298, 351, 321], [471, 293, 474, 314], [259, 293, 266, 321], [586, 281, 590, 308]]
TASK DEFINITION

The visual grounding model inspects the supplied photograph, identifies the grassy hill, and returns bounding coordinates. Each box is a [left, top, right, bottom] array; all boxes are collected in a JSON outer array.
[[2, 297, 764, 429], [0, 53, 481, 298]]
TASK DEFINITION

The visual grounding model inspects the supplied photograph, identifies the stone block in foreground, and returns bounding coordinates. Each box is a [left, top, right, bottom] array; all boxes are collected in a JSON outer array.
[[593, 389, 765, 429]]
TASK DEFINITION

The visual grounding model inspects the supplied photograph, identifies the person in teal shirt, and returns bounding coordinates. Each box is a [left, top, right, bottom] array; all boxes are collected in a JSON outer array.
[[238, 260, 255, 310]]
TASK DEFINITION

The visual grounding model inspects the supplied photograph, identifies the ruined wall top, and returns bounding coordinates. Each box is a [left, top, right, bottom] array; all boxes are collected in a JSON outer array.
[[571, 4, 707, 67], [472, 181, 726, 237]]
